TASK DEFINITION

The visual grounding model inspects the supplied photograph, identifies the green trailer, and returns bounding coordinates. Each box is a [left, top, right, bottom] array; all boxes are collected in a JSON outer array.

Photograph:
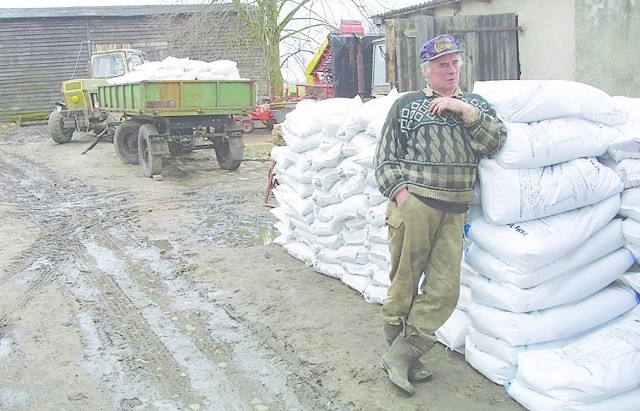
[[97, 79, 257, 177]]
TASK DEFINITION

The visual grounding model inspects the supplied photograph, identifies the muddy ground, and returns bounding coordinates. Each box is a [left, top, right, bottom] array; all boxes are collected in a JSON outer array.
[[0, 123, 525, 411]]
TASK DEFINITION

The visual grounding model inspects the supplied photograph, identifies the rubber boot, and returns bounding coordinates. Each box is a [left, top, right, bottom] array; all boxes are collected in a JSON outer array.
[[383, 324, 431, 382], [380, 335, 423, 395], [409, 357, 433, 382], [383, 323, 403, 346]]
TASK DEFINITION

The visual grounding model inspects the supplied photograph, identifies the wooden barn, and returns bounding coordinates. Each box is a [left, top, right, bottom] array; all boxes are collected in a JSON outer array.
[[374, 0, 639, 97], [0, 5, 269, 122]]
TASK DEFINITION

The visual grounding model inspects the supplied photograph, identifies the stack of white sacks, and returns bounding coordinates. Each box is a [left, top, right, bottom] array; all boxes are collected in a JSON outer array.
[[605, 96, 640, 296], [463, 80, 640, 410], [270, 90, 402, 304], [106, 56, 244, 85], [270, 80, 640, 411]]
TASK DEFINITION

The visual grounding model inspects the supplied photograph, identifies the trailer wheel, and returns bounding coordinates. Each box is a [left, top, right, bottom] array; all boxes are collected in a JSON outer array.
[[240, 118, 255, 134], [114, 120, 141, 165], [138, 124, 163, 178], [48, 109, 74, 144], [215, 139, 241, 170]]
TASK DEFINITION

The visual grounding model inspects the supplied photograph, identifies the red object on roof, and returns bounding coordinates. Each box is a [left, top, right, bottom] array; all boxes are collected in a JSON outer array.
[[340, 20, 364, 35]]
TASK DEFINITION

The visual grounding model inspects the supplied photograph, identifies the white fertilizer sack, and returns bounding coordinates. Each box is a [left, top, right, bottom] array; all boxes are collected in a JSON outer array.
[[108, 57, 244, 84], [370, 265, 390, 287], [468, 326, 574, 367], [494, 118, 616, 169], [464, 218, 625, 288], [313, 260, 343, 279], [363, 284, 387, 305], [464, 335, 516, 385], [615, 158, 640, 189], [479, 157, 623, 225], [514, 306, 640, 403], [272, 185, 314, 216], [468, 281, 638, 346], [457, 283, 471, 313], [621, 219, 640, 260], [341, 272, 371, 294], [349, 144, 376, 169], [366, 117, 385, 140], [622, 271, 640, 294], [608, 126, 640, 154], [435, 308, 469, 353], [160, 56, 189, 69], [281, 129, 323, 153], [468, 248, 635, 312], [353, 88, 403, 129], [207, 59, 237, 74], [472, 80, 628, 125], [308, 96, 364, 135], [312, 167, 341, 191], [619, 187, 640, 220], [465, 195, 621, 272], [506, 380, 640, 411], [283, 242, 315, 267], [342, 227, 366, 245], [338, 156, 369, 180], [314, 194, 368, 224]]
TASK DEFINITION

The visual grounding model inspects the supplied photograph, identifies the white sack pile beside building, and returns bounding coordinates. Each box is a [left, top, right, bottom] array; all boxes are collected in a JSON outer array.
[[269, 80, 640, 411]]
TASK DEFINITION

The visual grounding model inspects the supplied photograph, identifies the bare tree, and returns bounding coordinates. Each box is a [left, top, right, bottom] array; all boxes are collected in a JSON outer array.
[[157, 0, 393, 96]]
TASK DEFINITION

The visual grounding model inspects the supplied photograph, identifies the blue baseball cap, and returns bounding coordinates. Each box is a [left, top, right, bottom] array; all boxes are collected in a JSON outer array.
[[419, 34, 460, 62]]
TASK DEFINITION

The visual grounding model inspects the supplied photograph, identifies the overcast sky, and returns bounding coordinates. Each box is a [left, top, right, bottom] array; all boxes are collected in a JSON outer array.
[[4, 0, 426, 9]]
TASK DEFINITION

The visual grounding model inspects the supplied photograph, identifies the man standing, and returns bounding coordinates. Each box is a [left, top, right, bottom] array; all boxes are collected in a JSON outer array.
[[374, 34, 506, 395]]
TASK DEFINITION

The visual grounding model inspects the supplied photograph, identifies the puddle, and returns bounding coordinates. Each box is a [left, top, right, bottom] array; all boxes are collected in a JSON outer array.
[[151, 239, 174, 253], [205, 219, 276, 247]]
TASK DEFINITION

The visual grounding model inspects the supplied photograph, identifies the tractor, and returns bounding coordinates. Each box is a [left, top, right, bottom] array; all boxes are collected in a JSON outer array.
[[48, 49, 146, 143]]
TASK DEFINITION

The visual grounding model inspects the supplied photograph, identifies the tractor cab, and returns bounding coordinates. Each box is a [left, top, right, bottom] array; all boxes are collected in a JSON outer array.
[[91, 49, 146, 79]]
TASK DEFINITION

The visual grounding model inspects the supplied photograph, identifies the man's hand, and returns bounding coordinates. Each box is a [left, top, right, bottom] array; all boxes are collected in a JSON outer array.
[[428, 97, 475, 119], [394, 188, 410, 208]]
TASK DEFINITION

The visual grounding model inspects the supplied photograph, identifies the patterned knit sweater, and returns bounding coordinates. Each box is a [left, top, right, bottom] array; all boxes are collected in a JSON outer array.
[[374, 86, 506, 203]]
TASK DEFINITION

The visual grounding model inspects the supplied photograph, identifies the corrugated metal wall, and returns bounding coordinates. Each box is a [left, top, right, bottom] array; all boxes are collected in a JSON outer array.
[[0, 7, 268, 122], [384, 13, 520, 92]]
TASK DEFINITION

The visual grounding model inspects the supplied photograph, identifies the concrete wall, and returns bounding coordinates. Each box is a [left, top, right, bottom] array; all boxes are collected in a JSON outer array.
[[575, 0, 640, 97], [428, 0, 640, 97], [430, 0, 577, 82]]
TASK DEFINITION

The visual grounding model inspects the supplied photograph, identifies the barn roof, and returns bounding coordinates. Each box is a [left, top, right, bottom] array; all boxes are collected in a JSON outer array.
[[372, 0, 461, 19], [0, 4, 233, 19]]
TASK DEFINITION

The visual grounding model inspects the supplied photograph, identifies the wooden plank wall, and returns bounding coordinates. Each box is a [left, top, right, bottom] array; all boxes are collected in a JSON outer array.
[[385, 13, 519, 93]]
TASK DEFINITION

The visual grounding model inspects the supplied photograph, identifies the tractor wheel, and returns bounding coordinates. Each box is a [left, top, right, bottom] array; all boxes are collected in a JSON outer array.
[[138, 124, 163, 177], [215, 139, 241, 170], [48, 109, 74, 144], [114, 120, 141, 165], [240, 118, 255, 134]]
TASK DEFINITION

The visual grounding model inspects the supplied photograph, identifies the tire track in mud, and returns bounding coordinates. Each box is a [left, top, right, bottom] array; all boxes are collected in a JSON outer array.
[[0, 156, 83, 330], [0, 148, 337, 410], [68, 193, 317, 410]]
